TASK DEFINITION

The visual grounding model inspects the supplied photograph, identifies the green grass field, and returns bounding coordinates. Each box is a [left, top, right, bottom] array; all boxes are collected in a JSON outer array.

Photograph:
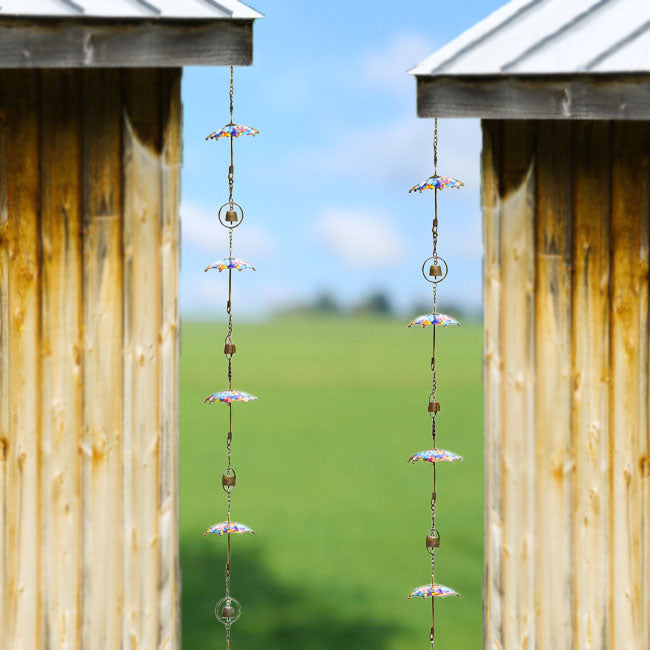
[[180, 316, 484, 649]]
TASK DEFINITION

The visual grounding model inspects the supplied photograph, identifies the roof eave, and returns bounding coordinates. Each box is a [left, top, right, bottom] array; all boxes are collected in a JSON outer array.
[[414, 72, 650, 120], [0, 16, 258, 67]]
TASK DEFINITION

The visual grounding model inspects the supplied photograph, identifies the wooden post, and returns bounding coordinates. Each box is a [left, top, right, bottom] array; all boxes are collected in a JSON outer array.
[[482, 119, 650, 650], [0, 68, 181, 650]]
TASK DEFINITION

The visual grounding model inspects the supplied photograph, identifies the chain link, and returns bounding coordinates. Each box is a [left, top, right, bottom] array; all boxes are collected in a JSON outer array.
[[433, 117, 438, 176]]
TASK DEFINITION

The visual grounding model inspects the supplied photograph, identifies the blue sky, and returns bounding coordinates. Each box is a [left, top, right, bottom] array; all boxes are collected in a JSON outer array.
[[180, 0, 505, 318]]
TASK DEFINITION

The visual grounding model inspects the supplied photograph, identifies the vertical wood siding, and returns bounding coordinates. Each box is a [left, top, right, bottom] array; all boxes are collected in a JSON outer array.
[[0, 68, 181, 650], [483, 119, 650, 650]]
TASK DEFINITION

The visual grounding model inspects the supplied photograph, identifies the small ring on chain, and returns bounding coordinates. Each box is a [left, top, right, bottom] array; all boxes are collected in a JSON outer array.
[[222, 467, 237, 494], [215, 596, 242, 625], [421, 255, 449, 285], [218, 202, 245, 230]]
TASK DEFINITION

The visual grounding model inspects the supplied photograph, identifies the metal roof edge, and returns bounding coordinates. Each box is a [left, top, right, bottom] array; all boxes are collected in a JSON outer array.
[[408, 0, 537, 76], [0, 0, 263, 20]]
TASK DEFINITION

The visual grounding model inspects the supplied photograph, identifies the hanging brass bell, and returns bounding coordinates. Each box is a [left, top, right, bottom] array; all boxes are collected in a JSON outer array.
[[428, 399, 441, 413], [225, 210, 239, 223], [222, 605, 235, 619], [429, 264, 443, 277], [222, 473, 236, 488], [224, 342, 236, 355], [426, 534, 441, 549]]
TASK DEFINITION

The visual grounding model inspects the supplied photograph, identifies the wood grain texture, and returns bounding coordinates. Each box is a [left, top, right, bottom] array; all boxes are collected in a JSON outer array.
[[81, 69, 124, 650], [123, 68, 163, 648], [534, 121, 573, 650], [482, 120, 504, 650], [39, 69, 83, 650], [0, 68, 181, 649], [483, 120, 650, 649], [417, 74, 650, 120], [498, 121, 537, 650], [4, 70, 42, 650], [0, 71, 10, 650], [0, 19, 254, 68], [571, 121, 611, 650], [609, 121, 650, 649], [159, 68, 182, 650]]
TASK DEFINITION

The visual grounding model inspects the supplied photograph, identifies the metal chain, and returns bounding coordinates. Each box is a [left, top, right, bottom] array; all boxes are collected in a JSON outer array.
[[219, 64, 239, 650], [228, 67, 235, 209], [430, 118, 439, 650], [433, 117, 438, 176]]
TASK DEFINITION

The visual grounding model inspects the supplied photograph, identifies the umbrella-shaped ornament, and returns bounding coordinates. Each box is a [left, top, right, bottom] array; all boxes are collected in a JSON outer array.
[[205, 257, 256, 272], [408, 449, 463, 464], [409, 175, 464, 193], [408, 584, 460, 599], [204, 390, 258, 404], [204, 521, 255, 536], [206, 123, 259, 140], [408, 313, 460, 328]]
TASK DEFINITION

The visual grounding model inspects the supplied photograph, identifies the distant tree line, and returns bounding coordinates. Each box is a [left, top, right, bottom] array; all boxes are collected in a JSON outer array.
[[278, 290, 482, 322]]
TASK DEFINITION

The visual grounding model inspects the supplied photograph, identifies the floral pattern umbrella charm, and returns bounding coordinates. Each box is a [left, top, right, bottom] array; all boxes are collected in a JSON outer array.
[[409, 175, 464, 193], [408, 313, 460, 328], [205, 123, 259, 140], [408, 449, 463, 464], [204, 522, 256, 536], [408, 584, 460, 599], [205, 257, 256, 272], [204, 390, 258, 404]]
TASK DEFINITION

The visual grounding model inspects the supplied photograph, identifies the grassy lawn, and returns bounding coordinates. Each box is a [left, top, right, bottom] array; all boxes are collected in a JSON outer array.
[[180, 316, 484, 649]]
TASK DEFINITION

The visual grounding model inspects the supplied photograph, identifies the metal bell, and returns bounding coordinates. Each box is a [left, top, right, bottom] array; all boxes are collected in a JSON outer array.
[[429, 264, 443, 277], [428, 399, 441, 413], [224, 342, 236, 355], [225, 210, 239, 223], [222, 605, 235, 619], [222, 473, 236, 488], [426, 534, 441, 549]]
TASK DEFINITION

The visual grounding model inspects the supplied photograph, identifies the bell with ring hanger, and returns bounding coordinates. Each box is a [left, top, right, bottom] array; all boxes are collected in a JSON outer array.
[[429, 264, 443, 278], [225, 210, 239, 223]]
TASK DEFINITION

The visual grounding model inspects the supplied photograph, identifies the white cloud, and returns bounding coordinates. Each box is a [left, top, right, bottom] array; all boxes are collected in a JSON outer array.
[[313, 208, 405, 267], [292, 117, 481, 191], [180, 200, 277, 260], [359, 32, 434, 96]]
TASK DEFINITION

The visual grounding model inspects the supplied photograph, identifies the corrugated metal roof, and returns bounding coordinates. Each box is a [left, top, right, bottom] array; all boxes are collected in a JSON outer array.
[[0, 0, 262, 20], [410, 0, 650, 76]]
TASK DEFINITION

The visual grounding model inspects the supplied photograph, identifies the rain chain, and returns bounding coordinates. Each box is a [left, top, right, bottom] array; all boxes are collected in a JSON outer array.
[[202, 66, 259, 650], [406, 118, 463, 650]]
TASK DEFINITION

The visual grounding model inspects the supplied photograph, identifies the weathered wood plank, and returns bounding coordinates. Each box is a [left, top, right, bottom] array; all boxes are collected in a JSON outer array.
[[482, 119, 504, 650], [534, 121, 573, 650], [0, 19, 254, 68], [609, 121, 650, 649], [0, 71, 10, 650], [498, 121, 537, 650], [39, 69, 83, 650], [81, 69, 124, 650], [4, 69, 41, 650], [571, 121, 611, 650], [158, 67, 181, 650], [417, 74, 650, 120], [635, 127, 650, 650], [0, 66, 183, 650], [123, 69, 163, 648]]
